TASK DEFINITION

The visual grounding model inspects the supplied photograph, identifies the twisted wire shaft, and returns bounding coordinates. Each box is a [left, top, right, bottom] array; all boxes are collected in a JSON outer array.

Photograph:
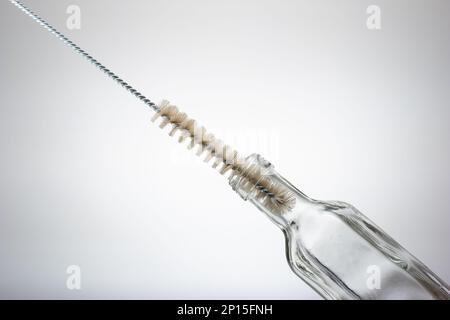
[[9, 0, 159, 112], [10, 0, 296, 214]]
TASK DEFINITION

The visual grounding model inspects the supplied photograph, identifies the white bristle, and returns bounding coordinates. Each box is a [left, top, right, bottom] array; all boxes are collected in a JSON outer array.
[[151, 100, 296, 214]]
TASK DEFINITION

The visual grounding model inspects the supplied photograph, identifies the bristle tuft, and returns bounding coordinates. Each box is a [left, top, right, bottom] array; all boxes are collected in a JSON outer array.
[[151, 100, 296, 214]]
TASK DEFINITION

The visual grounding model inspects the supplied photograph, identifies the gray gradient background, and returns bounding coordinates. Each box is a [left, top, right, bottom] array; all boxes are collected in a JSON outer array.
[[0, 0, 449, 299]]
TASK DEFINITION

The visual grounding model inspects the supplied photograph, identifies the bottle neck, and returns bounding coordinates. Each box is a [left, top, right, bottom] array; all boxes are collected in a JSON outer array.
[[229, 153, 311, 230], [229, 153, 274, 201]]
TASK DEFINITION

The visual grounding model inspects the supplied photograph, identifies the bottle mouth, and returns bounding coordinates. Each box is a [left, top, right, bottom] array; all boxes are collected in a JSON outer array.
[[229, 153, 274, 201], [229, 153, 297, 215]]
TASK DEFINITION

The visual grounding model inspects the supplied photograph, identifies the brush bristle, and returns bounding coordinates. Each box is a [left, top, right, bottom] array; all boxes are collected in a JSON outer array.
[[151, 100, 296, 214]]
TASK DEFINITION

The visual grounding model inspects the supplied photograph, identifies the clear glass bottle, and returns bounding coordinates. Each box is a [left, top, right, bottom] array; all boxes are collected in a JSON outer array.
[[230, 154, 450, 300]]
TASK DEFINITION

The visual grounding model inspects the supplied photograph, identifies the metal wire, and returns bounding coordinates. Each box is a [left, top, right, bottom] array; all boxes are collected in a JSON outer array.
[[9, 0, 159, 112]]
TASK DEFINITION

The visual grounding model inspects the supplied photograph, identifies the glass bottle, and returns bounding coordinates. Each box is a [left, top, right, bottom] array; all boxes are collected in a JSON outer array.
[[229, 154, 449, 300]]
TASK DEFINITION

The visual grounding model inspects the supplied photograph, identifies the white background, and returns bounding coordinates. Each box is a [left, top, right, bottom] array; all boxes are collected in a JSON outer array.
[[0, 0, 449, 299]]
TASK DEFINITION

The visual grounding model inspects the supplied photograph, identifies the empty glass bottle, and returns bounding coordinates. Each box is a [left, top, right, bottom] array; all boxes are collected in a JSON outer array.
[[230, 154, 449, 300]]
